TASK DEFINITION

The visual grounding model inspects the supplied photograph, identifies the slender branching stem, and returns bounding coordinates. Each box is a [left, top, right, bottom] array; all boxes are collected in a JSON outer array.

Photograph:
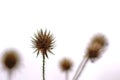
[[72, 55, 89, 80]]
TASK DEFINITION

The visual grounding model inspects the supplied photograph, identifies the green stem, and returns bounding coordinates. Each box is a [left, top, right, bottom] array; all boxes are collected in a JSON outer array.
[[43, 54, 45, 80]]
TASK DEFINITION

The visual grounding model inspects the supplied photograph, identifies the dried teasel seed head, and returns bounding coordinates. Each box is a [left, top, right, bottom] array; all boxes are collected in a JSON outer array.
[[86, 33, 108, 62], [90, 33, 108, 47], [2, 50, 20, 71], [87, 42, 102, 59], [60, 58, 73, 72], [32, 29, 55, 58]]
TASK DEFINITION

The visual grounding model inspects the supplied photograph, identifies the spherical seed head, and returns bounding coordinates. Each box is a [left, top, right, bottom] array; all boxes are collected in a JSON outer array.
[[2, 50, 20, 71], [86, 33, 108, 62], [60, 58, 73, 72], [32, 29, 55, 58]]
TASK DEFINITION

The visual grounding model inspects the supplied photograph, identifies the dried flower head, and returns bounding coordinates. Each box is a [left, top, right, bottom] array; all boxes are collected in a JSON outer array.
[[2, 50, 20, 71], [90, 33, 108, 47], [60, 58, 73, 71], [32, 29, 55, 58], [86, 33, 108, 61]]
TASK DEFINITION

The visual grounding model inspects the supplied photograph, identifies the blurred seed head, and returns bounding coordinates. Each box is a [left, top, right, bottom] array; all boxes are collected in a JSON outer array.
[[32, 29, 55, 58], [60, 58, 73, 72], [86, 33, 108, 62], [90, 33, 108, 47], [2, 50, 20, 71]]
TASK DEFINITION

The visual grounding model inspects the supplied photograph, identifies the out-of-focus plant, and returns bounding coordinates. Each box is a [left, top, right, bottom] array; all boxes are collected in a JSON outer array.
[[60, 58, 73, 80], [72, 33, 108, 80], [2, 49, 20, 80]]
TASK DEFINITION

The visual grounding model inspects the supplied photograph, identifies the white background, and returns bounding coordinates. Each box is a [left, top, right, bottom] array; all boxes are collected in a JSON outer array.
[[0, 0, 120, 80]]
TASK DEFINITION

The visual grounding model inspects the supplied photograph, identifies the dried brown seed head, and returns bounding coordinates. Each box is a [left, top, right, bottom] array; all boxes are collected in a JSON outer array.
[[91, 33, 108, 47], [2, 50, 20, 71], [32, 29, 55, 58], [86, 33, 108, 62], [87, 42, 102, 59], [60, 58, 73, 71]]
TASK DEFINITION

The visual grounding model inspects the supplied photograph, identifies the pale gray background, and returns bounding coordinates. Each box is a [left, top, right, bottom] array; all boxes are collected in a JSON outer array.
[[0, 0, 120, 80]]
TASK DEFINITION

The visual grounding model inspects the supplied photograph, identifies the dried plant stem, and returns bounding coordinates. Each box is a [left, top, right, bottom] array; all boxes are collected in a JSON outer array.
[[72, 55, 89, 80], [43, 54, 45, 80], [8, 71, 12, 80], [66, 71, 68, 80]]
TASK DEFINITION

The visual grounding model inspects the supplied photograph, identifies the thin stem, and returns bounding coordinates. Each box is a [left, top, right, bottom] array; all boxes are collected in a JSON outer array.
[[72, 56, 85, 80], [66, 71, 68, 80], [8, 71, 12, 80], [43, 54, 45, 80], [72, 56, 89, 80]]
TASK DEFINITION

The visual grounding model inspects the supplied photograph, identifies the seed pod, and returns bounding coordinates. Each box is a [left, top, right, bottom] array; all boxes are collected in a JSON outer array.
[[86, 33, 108, 62], [2, 50, 20, 71], [60, 58, 73, 71], [32, 29, 55, 58]]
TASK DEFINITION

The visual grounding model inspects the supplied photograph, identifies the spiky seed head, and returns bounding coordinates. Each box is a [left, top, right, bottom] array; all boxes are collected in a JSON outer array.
[[32, 29, 55, 58], [60, 58, 73, 72], [2, 50, 20, 71], [86, 33, 108, 62]]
